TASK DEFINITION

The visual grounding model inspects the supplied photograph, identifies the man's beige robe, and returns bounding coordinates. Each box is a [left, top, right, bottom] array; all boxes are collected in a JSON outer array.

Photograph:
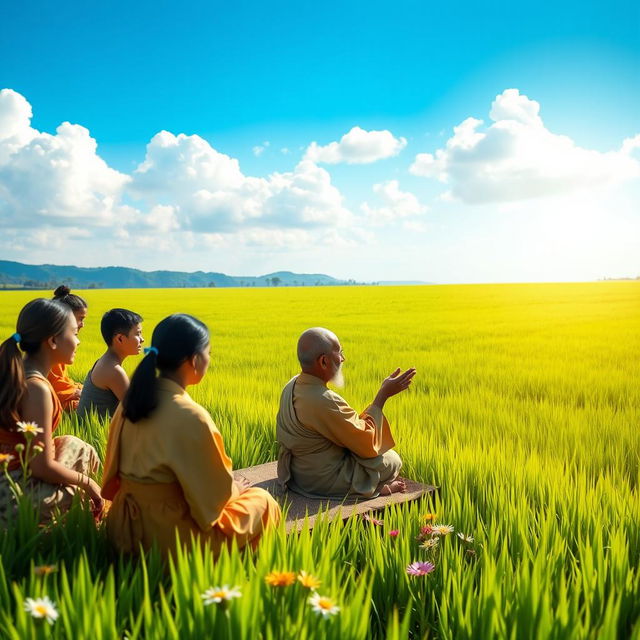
[[276, 373, 401, 498]]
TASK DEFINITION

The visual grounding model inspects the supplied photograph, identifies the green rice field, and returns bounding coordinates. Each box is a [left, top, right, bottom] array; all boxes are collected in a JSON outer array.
[[0, 282, 639, 639]]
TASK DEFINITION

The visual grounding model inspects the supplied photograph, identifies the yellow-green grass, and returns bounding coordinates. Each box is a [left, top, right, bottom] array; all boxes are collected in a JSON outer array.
[[0, 282, 639, 639]]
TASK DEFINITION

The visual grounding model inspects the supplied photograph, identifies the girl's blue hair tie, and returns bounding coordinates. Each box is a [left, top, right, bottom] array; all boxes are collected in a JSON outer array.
[[144, 346, 159, 356], [11, 333, 21, 343]]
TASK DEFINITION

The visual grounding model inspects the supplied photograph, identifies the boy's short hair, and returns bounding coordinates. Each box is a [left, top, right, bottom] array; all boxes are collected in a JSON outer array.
[[101, 308, 143, 345]]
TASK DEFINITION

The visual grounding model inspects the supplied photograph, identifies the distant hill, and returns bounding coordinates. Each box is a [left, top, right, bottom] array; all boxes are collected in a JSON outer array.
[[0, 260, 358, 289]]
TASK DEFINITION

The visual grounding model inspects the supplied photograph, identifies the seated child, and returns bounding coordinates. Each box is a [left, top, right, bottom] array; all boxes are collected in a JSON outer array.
[[0, 299, 102, 524], [77, 308, 144, 420], [48, 285, 88, 411]]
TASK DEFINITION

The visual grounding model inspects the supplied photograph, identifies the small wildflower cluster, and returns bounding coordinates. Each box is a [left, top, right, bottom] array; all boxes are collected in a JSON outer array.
[[416, 521, 455, 544], [404, 514, 476, 577], [263, 569, 339, 618], [200, 569, 338, 618]]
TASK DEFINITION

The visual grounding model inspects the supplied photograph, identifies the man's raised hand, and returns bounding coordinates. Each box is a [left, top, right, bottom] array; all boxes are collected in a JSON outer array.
[[374, 367, 417, 408]]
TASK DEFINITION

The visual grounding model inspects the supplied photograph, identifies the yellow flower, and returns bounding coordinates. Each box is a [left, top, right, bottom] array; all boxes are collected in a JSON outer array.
[[33, 565, 58, 576], [16, 421, 43, 436], [265, 570, 296, 587], [0, 453, 14, 465], [297, 570, 321, 589], [422, 513, 437, 522], [431, 524, 454, 536], [309, 592, 340, 617]]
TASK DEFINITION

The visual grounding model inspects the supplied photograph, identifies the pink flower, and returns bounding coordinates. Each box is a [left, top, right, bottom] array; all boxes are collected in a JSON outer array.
[[388, 530, 399, 537], [406, 561, 435, 577]]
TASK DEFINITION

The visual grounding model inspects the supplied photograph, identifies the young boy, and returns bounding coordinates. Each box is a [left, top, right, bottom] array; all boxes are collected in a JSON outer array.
[[77, 308, 144, 421]]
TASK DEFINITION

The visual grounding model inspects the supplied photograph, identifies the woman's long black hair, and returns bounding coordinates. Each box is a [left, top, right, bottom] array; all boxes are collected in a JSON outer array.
[[0, 299, 72, 429], [122, 314, 209, 423]]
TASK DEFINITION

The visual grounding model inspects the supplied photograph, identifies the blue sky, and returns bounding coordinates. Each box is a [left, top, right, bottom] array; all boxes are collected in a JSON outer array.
[[0, 0, 638, 282]]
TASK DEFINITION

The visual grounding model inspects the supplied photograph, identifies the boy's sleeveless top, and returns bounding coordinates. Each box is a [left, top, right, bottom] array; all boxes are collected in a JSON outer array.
[[0, 370, 62, 472], [77, 363, 119, 420]]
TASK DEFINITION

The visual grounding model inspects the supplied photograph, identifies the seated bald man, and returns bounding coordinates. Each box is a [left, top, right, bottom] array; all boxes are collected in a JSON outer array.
[[276, 327, 416, 499]]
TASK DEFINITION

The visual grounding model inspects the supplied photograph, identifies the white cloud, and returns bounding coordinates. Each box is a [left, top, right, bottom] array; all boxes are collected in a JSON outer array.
[[143, 205, 180, 233], [410, 88, 640, 204], [0, 89, 38, 163], [239, 227, 311, 248], [252, 141, 270, 156], [133, 131, 246, 197], [129, 132, 353, 232], [0, 92, 363, 265], [621, 134, 640, 157], [0, 89, 132, 229], [361, 180, 428, 225], [488, 88, 543, 127], [262, 160, 353, 228], [305, 126, 407, 164], [0, 225, 93, 253], [402, 220, 428, 233]]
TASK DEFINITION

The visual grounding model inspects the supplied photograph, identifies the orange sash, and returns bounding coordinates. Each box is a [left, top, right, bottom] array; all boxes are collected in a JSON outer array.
[[48, 363, 81, 410]]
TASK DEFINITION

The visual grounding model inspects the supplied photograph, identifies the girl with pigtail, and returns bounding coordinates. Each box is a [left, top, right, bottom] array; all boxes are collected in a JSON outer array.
[[49, 285, 89, 411], [0, 299, 103, 523], [102, 313, 280, 558]]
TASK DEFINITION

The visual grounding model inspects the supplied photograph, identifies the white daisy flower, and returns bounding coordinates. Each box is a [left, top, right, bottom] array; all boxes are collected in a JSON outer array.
[[201, 585, 242, 605], [24, 596, 59, 624], [431, 524, 454, 536], [309, 592, 340, 617], [16, 421, 43, 436]]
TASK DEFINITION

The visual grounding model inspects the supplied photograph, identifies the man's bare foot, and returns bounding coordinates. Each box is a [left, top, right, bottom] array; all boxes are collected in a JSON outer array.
[[380, 479, 406, 496]]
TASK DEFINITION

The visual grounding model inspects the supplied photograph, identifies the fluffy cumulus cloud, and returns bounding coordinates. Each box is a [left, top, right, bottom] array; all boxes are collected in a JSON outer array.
[[261, 160, 352, 228], [410, 88, 640, 204], [130, 132, 352, 232], [0, 89, 132, 229], [361, 180, 428, 226], [0, 90, 359, 257], [0, 89, 38, 163], [305, 126, 407, 164]]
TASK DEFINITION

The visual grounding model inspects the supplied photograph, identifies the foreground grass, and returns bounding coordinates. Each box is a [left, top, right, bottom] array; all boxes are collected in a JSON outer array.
[[0, 282, 639, 639]]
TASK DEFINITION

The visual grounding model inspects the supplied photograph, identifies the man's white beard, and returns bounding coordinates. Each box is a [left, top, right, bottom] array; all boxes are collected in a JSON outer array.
[[329, 362, 345, 388]]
